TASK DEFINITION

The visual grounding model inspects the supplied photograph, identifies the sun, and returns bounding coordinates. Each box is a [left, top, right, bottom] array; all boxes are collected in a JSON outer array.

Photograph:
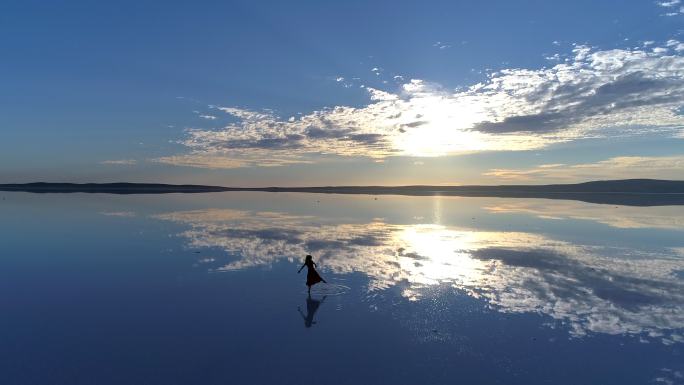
[[389, 97, 491, 157]]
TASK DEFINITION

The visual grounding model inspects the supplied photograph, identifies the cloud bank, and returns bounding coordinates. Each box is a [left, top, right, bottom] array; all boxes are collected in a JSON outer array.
[[158, 43, 684, 169]]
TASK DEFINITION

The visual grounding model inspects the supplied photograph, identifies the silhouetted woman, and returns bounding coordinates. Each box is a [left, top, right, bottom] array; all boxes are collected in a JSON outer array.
[[298, 254, 326, 293]]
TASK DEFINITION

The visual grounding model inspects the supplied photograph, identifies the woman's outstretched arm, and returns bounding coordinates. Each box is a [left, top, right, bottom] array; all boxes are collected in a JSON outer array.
[[297, 264, 306, 273]]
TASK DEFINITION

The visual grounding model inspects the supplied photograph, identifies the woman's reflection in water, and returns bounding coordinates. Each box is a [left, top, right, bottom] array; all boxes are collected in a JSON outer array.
[[298, 295, 327, 328]]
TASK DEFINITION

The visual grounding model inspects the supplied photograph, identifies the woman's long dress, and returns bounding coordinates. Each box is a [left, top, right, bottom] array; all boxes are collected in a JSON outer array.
[[305, 260, 324, 287]]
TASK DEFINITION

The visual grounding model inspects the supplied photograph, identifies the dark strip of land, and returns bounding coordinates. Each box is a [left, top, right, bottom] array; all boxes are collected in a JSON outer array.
[[1, 179, 684, 206], [0, 183, 227, 194]]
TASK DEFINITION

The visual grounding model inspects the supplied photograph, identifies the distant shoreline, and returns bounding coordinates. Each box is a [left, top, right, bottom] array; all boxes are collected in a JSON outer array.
[[2, 179, 684, 206]]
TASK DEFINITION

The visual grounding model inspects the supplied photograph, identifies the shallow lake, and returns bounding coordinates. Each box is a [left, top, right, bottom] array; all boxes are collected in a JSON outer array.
[[1, 192, 683, 385]]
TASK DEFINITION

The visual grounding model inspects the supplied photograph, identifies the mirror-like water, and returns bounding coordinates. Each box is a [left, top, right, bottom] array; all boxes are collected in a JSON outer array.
[[1, 192, 683, 385]]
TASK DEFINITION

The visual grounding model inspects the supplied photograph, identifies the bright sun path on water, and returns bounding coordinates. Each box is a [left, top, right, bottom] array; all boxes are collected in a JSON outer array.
[[395, 225, 488, 290]]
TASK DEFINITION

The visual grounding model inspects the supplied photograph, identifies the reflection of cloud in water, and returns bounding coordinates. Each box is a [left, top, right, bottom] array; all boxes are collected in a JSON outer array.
[[484, 200, 684, 230], [154, 209, 684, 342]]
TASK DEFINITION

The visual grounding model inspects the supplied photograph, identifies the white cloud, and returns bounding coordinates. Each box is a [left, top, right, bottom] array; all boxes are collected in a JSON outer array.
[[199, 114, 217, 120], [366, 87, 399, 101], [483, 155, 684, 182], [666, 40, 684, 51], [658, 0, 680, 7], [100, 159, 137, 165], [658, 0, 684, 15], [159, 43, 684, 169], [100, 211, 136, 217]]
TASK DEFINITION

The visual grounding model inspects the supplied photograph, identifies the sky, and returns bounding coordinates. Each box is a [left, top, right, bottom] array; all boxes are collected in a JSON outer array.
[[1, 0, 683, 186]]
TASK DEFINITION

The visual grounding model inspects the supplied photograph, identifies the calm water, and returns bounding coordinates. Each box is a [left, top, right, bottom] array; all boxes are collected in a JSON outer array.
[[1, 192, 683, 385]]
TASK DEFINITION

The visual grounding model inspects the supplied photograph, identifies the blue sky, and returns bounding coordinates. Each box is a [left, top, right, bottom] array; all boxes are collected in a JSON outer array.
[[1, 0, 683, 186]]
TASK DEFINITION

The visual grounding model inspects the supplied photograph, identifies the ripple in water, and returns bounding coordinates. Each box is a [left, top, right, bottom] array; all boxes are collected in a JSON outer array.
[[306, 283, 350, 296]]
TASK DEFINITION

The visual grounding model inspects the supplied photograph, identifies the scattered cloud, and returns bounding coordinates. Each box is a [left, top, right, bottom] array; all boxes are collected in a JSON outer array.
[[667, 39, 684, 51], [433, 41, 451, 49], [100, 159, 137, 165], [484, 155, 684, 182], [658, 0, 681, 7], [470, 44, 684, 134], [160, 43, 684, 169], [658, 0, 684, 15], [199, 114, 217, 120]]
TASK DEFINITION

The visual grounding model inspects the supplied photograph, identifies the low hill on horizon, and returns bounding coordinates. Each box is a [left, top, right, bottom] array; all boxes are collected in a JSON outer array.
[[1, 179, 684, 206]]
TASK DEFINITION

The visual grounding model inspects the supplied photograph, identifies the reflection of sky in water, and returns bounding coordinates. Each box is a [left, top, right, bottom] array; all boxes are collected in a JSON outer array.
[[155, 199, 684, 344], [483, 200, 684, 230], [3, 192, 684, 384]]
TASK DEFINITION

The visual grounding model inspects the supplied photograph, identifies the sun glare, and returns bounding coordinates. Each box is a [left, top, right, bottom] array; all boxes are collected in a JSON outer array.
[[391, 98, 492, 157]]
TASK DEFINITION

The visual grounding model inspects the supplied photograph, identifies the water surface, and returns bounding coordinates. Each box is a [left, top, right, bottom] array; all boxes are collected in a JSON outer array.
[[1, 192, 683, 384]]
